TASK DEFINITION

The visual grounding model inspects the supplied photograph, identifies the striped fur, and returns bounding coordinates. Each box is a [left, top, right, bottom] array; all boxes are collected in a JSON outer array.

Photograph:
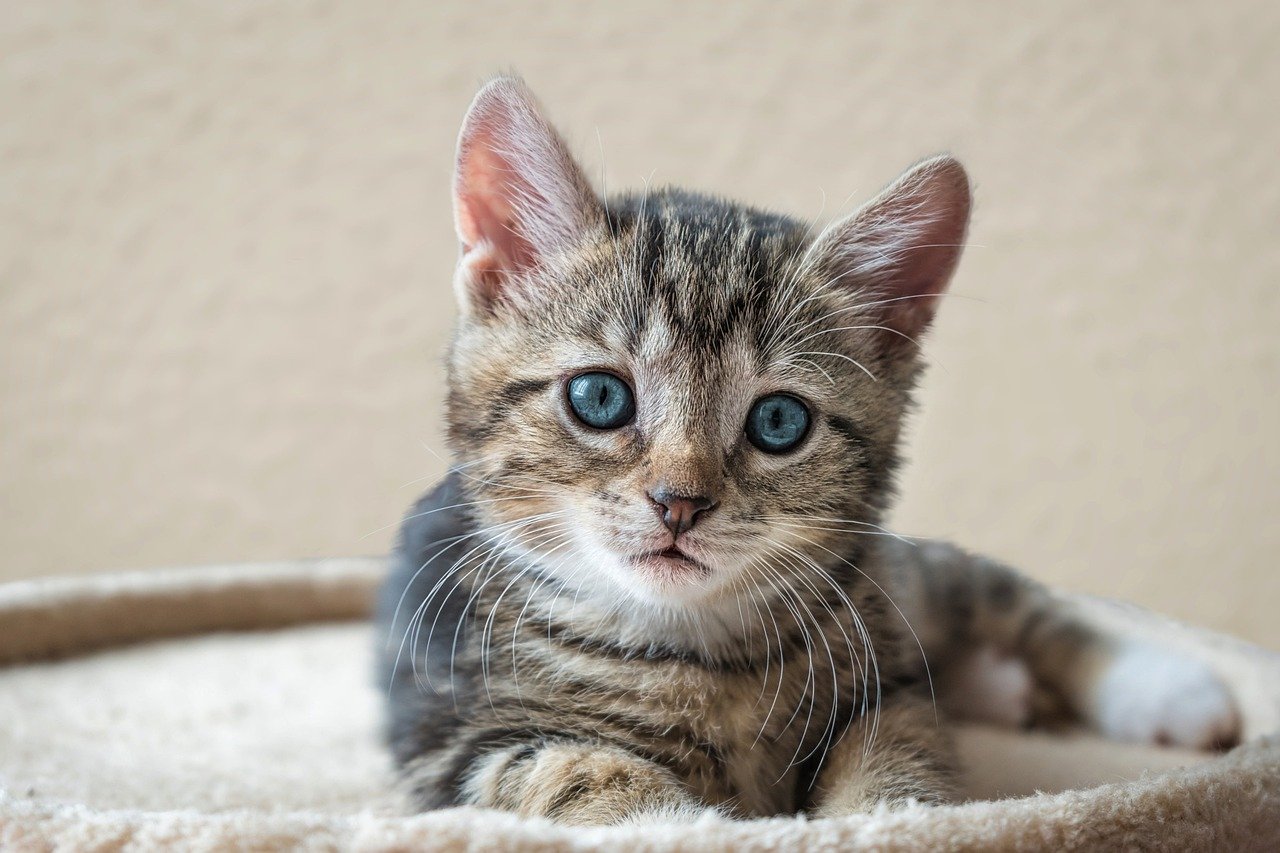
[[374, 78, 1239, 825]]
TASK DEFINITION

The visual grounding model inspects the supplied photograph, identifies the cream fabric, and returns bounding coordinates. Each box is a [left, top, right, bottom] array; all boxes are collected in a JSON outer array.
[[1, 559, 1277, 850]]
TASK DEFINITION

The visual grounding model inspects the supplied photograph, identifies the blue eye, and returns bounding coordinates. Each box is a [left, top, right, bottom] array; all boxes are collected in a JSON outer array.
[[567, 372, 636, 430], [746, 394, 810, 453]]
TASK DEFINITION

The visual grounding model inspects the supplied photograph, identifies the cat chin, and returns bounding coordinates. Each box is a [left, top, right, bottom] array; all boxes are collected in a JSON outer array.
[[622, 553, 715, 596], [599, 561, 729, 609], [536, 557, 754, 651], [538, 537, 719, 606], [621, 580, 727, 609], [576, 565, 751, 632]]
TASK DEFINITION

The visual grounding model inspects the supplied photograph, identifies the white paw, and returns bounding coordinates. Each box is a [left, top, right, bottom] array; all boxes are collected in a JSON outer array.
[[620, 801, 727, 825], [939, 645, 1034, 728], [1089, 645, 1241, 749]]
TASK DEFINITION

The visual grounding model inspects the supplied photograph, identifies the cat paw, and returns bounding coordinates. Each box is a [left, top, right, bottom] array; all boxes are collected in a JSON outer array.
[[1089, 644, 1241, 750], [619, 801, 727, 825], [938, 644, 1034, 728]]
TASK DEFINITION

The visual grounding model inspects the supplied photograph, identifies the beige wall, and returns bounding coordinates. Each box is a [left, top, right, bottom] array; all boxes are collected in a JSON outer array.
[[2, 2, 1277, 647]]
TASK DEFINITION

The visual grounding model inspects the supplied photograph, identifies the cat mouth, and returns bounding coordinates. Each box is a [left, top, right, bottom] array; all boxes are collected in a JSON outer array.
[[629, 546, 711, 577]]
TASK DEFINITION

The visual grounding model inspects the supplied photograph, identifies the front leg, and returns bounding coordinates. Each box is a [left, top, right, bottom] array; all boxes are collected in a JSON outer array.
[[418, 736, 711, 825], [809, 697, 958, 816]]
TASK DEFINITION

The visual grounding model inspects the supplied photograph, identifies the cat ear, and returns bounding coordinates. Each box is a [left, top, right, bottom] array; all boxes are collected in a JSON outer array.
[[452, 77, 604, 316], [803, 155, 971, 346]]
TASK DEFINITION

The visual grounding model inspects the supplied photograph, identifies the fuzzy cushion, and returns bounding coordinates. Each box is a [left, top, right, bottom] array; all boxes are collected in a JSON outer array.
[[1, 559, 1276, 851]]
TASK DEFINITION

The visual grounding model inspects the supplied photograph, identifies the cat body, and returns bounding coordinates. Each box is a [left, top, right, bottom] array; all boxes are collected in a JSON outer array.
[[375, 77, 1239, 824]]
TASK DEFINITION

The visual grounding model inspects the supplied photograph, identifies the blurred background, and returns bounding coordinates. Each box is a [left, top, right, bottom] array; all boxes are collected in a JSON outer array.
[[2, 2, 1276, 647]]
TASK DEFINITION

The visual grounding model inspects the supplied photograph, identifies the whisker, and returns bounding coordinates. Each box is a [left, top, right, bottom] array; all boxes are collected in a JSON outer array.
[[783, 527, 939, 733]]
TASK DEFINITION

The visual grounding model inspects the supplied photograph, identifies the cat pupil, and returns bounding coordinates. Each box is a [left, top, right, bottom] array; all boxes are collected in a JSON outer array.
[[746, 394, 810, 454], [567, 371, 635, 430]]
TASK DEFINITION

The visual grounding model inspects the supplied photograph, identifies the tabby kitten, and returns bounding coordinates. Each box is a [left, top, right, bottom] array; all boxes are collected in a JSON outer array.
[[376, 77, 1240, 824]]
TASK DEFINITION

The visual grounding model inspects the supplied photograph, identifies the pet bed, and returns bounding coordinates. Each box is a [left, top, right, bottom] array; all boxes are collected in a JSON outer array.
[[0, 558, 1276, 851]]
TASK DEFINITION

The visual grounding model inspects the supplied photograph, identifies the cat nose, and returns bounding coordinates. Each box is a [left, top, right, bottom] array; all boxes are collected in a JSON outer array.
[[647, 487, 717, 537]]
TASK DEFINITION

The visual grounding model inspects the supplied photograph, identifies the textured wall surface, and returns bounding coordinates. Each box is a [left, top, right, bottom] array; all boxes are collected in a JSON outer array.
[[2, 2, 1277, 646]]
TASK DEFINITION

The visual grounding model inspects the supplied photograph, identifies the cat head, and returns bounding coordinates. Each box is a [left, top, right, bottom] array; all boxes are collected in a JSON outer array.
[[445, 77, 969, 613]]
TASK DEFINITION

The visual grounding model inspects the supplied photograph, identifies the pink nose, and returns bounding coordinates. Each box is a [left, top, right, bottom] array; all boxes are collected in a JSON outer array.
[[647, 487, 717, 537]]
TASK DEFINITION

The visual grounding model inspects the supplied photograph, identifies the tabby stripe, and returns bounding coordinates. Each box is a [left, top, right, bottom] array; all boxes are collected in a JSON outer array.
[[825, 414, 866, 450], [486, 378, 553, 427], [522, 613, 759, 674]]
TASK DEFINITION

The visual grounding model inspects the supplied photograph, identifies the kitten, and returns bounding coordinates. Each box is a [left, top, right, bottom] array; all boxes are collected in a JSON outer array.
[[375, 77, 1240, 824]]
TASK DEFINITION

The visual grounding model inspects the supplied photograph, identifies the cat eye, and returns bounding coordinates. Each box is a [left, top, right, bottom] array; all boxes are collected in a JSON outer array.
[[745, 394, 810, 454], [566, 371, 636, 430]]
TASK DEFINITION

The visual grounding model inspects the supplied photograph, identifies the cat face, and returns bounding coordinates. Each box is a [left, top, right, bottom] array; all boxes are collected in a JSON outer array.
[[444, 78, 969, 612]]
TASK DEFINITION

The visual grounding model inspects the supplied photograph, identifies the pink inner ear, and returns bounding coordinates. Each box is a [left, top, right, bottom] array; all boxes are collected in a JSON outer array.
[[880, 231, 963, 338], [451, 79, 602, 315], [880, 162, 970, 339], [454, 140, 540, 276], [810, 157, 971, 344]]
